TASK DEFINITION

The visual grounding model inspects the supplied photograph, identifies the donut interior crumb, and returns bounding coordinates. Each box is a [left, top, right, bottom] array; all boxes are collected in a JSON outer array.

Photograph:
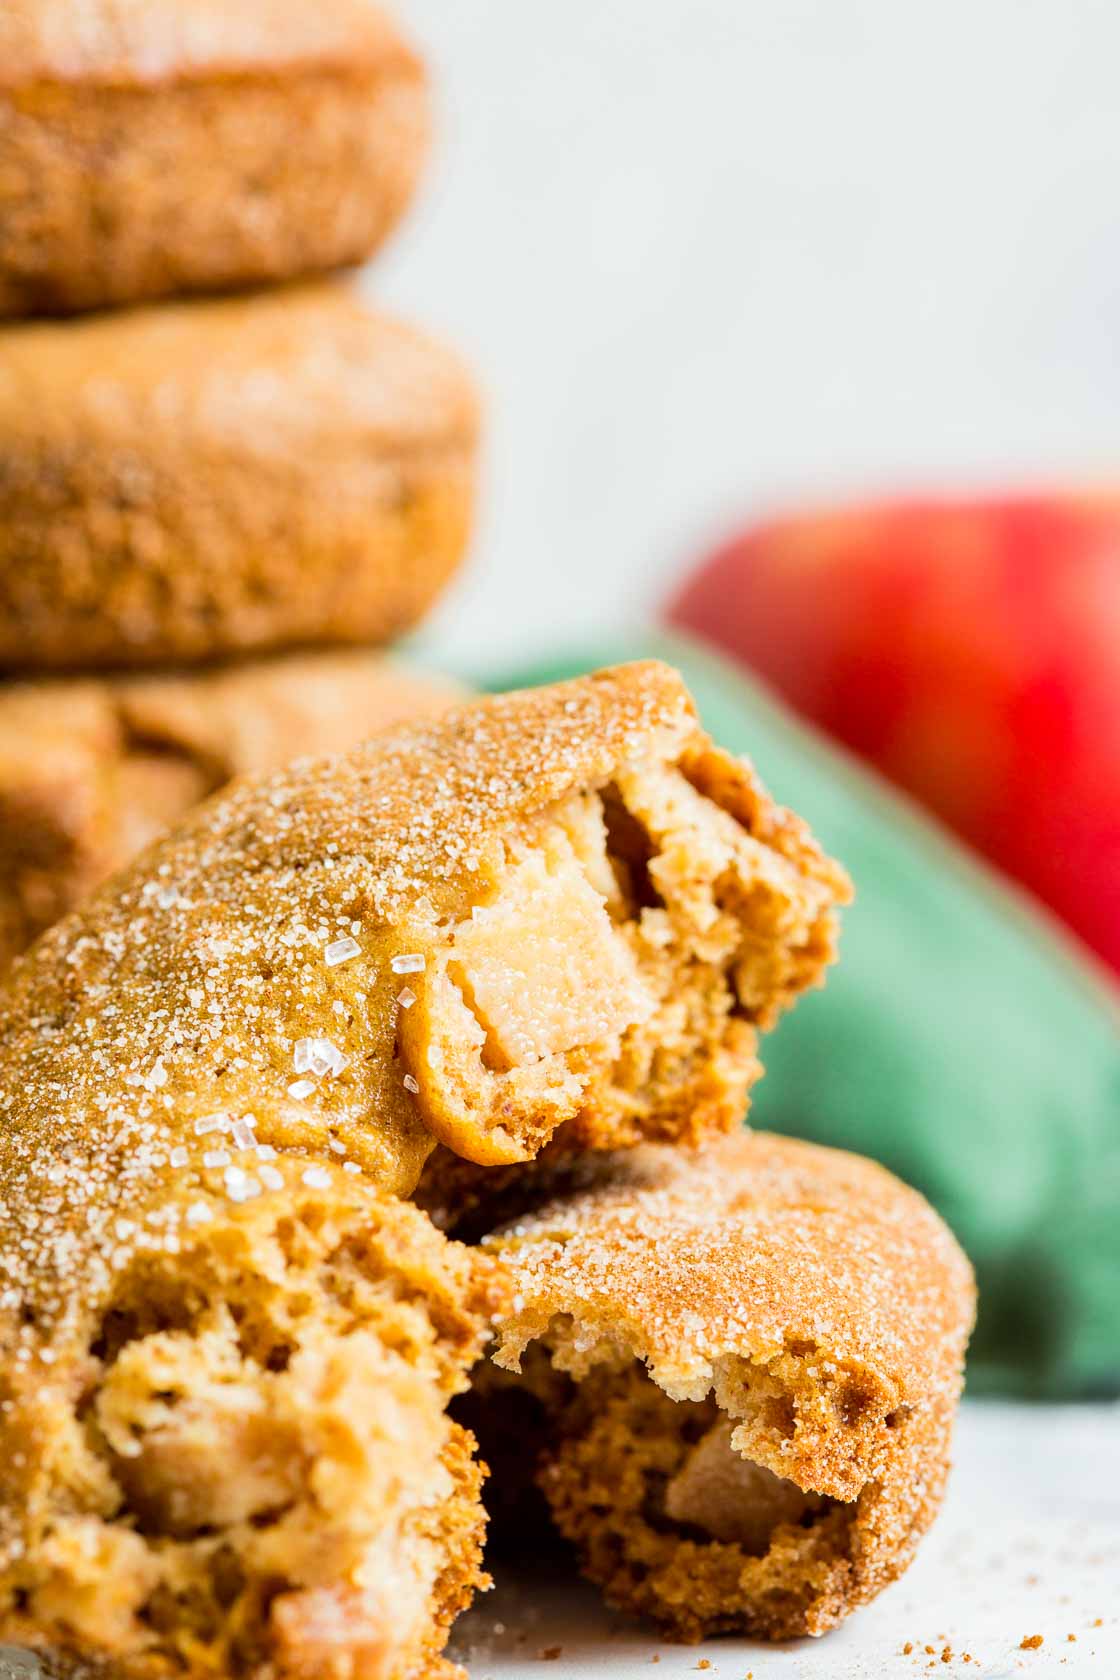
[[1, 1184, 489, 1679], [475, 1349, 861, 1644], [404, 753, 845, 1170]]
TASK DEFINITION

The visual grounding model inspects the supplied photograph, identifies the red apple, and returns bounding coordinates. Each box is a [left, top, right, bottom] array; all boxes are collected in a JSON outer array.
[[668, 494, 1120, 976]]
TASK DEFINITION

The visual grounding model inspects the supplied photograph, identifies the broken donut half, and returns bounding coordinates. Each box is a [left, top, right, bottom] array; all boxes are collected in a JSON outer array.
[[398, 662, 850, 1168], [480, 1131, 975, 1641]]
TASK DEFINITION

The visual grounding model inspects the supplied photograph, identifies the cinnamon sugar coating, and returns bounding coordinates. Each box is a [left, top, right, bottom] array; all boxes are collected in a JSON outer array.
[[0, 285, 478, 669], [486, 1131, 975, 1641], [0, 663, 846, 1248], [0, 651, 463, 971], [0, 0, 429, 316]]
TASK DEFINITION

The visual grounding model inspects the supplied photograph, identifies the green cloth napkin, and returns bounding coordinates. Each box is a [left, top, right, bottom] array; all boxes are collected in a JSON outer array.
[[476, 634, 1120, 1399]]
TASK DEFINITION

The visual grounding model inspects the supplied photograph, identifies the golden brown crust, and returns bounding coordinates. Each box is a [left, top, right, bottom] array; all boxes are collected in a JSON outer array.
[[486, 1131, 975, 1641], [0, 285, 478, 667], [0, 3, 429, 315], [0, 651, 464, 970]]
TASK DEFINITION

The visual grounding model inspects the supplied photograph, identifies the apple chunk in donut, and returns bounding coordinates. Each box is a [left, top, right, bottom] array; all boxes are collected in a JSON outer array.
[[392, 663, 850, 1166], [483, 1133, 975, 1642], [400, 821, 655, 1165]]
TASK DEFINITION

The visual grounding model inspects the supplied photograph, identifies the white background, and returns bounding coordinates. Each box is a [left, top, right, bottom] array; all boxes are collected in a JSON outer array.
[[364, 8, 1120, 1674], [374, 0, 1120, 668]]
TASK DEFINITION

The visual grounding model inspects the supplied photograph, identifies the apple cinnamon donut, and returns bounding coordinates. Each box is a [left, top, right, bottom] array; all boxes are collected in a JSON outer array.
[[483, 1131, 975, 1642], [0, 284, 478, 671], [0, 663, 847, 1191], [0, 650, 462, 971], [0, 0, 429, 317], [0, 662, 845, 1673]]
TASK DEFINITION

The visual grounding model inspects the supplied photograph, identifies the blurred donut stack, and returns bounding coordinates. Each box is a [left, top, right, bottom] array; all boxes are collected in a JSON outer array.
[[0, 0, 477, 967]]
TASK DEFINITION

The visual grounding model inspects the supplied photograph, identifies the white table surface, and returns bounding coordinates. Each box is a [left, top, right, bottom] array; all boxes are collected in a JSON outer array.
[[449, 1401, 1120, 1680]]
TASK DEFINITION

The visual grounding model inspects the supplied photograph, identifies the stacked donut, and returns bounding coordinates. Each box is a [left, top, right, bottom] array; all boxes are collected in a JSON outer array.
[[0, 0, 478, 969], [0, 662, 976, 1678]]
